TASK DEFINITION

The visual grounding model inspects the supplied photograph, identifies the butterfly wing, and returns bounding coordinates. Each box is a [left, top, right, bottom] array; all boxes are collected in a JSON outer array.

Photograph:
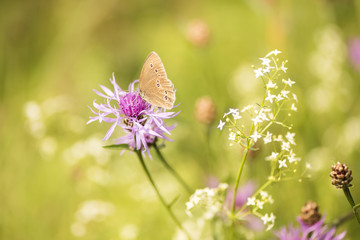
[[139, 52, 176, 109]]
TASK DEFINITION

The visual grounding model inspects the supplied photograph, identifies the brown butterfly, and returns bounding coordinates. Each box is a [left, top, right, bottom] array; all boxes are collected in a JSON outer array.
[[139, 52, 176, 109]]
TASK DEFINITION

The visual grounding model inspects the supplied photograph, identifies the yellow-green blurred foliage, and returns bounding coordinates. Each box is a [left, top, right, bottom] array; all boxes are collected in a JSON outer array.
[[1, 0, 360, 239]]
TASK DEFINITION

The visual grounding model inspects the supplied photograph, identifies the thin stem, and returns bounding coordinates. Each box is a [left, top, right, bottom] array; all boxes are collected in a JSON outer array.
[[230, 78, 268, 240], [343, 187, 360, 224], [154, 144, 193, 194], [331, 211, 354, 228], [135, 150, 192, 240], [230, 147, 249, 240]]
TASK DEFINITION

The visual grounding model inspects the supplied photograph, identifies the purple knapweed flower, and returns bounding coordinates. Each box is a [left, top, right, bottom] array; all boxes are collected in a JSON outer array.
[[348, 37, 360, 70], [87, 73, 178, 158], [275, 215, 346, 240]]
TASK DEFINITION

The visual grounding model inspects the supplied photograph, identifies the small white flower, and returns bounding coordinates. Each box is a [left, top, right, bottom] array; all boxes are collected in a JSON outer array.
[[283, 78, 296, 87], [217, 120, 225, 131], [263, 131, 272, 144], [250, 131, 261, 142], [287, 150, 300, 163], [281, 90, 290, 98], [257, 109, 269, 121], [266, 80, 277, 89], [266, 49, 281, 57], [233, 112, 242, 120], [259, 57, 271, 66], [291, 103, 297, 112], [229, 132, 236, 141], [251, 116, 263, 126], [285, 132, 296, 145], [280, 62, 287, 73], [292, 93, 298, 102], [275, 94, 284, 102], [261, 213, 276, 231], [263, 66, 272, 73], [265, 91, 276, 103], [266, 152, 279, 161], [278, 159, 287, 168], [268, 195, 274, 204], [247, 197, 256, 206], [273, 135, 283, 142], [254, 68, 264, 78], [223, 108, 239, 118], [256, 200, 264, 209], [260, 191, 268, 199], [281, 141, 290, 151]]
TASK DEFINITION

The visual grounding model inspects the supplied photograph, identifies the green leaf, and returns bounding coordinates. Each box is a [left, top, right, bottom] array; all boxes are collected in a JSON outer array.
[[103, 144, 130, 151]]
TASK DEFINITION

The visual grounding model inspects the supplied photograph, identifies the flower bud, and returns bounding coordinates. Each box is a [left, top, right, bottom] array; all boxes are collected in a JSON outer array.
[[187, 20, 210, 47], [194, 96, 217, 125], [300, 201, 321, 226], [330, 162, 353, 189]]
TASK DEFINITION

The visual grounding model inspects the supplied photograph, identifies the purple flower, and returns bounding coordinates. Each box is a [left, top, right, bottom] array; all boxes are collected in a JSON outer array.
[[348, 37, 360, 70], [275, 215, 346, 240], [88, 73, 178, 158]]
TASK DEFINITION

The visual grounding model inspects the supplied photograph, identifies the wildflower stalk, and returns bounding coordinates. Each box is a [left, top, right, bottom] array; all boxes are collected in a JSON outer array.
[[342, 187, 360, 224], [230, 148, 249, 239], [154, 144, 193, 194], [230, 77, 268, 239], [135, 150, 192, 240]]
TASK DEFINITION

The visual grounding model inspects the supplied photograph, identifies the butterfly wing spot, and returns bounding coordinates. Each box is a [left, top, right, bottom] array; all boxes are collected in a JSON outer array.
[[155, 69, 158, 72], [150, 63, 153, 67], [156, 83, 160, 87], [164, 96, 168, 100], [156, 80, 160, 83], [164, 91, 167, 94]]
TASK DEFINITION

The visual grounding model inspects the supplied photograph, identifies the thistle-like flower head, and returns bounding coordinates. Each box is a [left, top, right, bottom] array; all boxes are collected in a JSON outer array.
[[300, 201, 321, 226], [88, 73, 178, 158], [330, 162, 353, 189]]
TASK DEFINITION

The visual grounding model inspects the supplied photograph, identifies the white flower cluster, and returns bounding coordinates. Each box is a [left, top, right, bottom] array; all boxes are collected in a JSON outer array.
[[185, 183, 228, 220], [217, 50, 301, 231], [218, 50, 300, 169], [246, 191, 275, 230]]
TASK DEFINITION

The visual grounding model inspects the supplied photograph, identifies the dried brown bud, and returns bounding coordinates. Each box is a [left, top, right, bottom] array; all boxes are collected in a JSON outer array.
[[194, 96, 217, 125], [330, 162, 353, 189], [300, 201, 321, 225], [186, 20, 210, 47]]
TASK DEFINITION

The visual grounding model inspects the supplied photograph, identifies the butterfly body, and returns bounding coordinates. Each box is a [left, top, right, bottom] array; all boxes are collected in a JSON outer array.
[[139, 52, 175, 109]]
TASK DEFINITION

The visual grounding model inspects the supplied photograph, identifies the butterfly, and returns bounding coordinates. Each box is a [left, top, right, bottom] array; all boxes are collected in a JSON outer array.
[[139, 52, 176, 109]]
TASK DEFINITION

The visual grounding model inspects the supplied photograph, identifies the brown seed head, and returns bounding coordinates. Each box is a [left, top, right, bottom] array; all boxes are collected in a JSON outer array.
[[330, 162, 353, 189], [194, 96, 217, 125], [187, 20, 211, 47], [300, 201, 321, 225]]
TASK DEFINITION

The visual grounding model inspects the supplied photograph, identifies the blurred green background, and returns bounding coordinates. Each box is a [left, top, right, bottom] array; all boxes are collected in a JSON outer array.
[[1, 0, 360, 239]]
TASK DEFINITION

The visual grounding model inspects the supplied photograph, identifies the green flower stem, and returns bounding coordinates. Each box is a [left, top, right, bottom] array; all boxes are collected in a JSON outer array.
[[342, 187, 360, 224], [135, 150, 192, 240], [331, 211, 354, 228], [154, 144, 193, 194], [230, 147, 250, 240], [354, 203, 360, 211], [230, 76, 268, 240]]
